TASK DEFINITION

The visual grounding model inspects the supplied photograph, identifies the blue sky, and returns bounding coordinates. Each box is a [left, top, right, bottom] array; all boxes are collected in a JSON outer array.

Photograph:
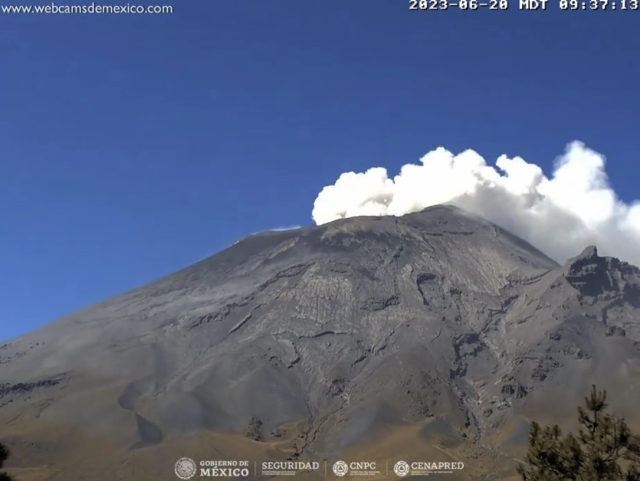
[[1, 1, 639, 341]]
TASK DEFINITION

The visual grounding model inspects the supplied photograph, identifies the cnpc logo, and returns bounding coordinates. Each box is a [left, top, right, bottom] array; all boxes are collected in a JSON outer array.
[[332, 460, 378, 476]]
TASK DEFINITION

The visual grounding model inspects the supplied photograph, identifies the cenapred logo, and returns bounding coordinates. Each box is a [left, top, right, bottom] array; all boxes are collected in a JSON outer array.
[[333, 460, 349, 476], [394, 460, 464, 477], [394, 460, 410, 477], [174, 457, 197, 480]]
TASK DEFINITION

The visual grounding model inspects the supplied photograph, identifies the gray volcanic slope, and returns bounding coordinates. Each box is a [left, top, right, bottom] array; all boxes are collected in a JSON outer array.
[[2, 205, 640, 480]]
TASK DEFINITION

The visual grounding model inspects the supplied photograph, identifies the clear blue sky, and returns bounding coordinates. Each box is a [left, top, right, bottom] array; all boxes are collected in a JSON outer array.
[[1, 1, 638, 341]]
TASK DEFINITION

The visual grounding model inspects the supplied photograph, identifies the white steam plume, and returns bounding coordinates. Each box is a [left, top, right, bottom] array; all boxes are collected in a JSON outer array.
[[312, 142, 640, 266]]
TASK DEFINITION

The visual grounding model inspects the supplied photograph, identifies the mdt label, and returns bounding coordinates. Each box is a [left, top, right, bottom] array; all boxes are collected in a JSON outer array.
[[519, 0, 549, 7]]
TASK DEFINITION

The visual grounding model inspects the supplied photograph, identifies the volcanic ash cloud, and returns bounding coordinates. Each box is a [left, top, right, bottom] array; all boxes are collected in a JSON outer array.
[[312, 141, 640, 266]]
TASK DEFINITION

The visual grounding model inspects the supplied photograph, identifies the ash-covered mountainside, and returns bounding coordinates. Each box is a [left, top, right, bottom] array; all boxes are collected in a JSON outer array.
[[1, 205, 640, 480]]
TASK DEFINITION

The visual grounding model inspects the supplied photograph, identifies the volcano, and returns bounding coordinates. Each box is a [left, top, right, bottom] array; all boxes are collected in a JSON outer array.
[[1, 205, 640, 480]]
